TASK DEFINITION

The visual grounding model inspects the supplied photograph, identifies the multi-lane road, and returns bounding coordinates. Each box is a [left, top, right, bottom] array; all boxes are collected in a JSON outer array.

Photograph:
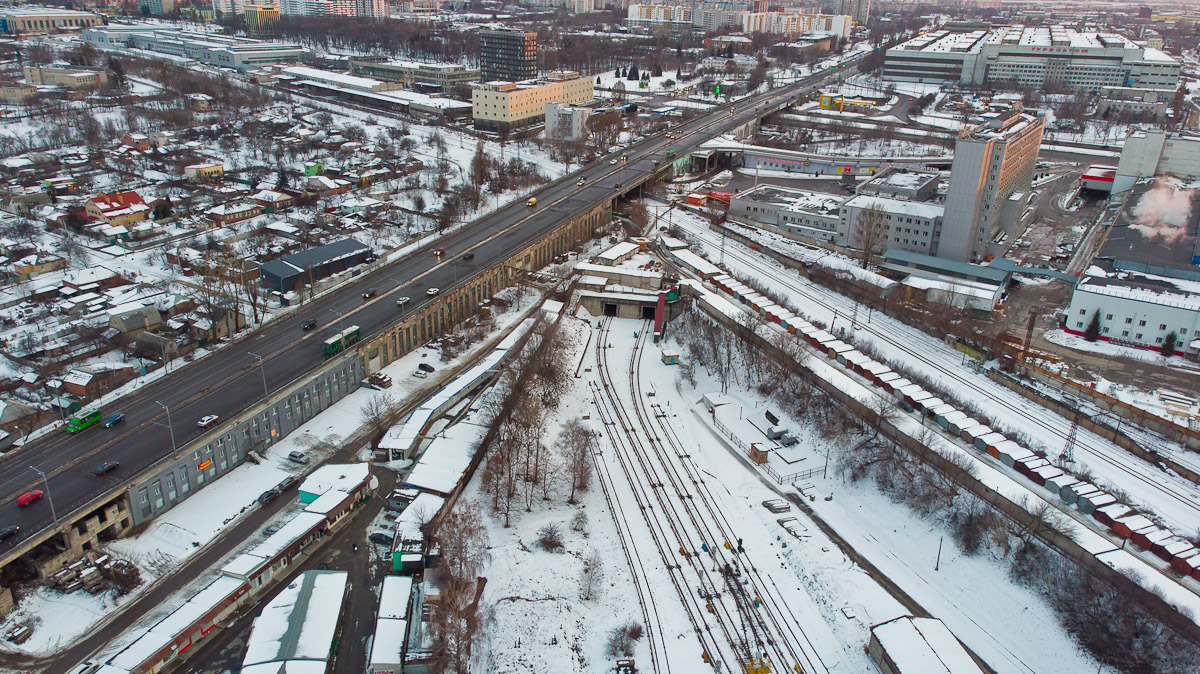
[[0, 59, 860, 562]]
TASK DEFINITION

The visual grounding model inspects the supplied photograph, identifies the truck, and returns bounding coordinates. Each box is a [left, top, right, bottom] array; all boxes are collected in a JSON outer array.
[[322, 325, 362, 356], [66, 409, 102, 434]]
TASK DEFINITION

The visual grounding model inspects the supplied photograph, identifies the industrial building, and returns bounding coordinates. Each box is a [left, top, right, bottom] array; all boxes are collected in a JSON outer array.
[[281, 65, 401, 93], [882, 26, 1180, 91], [83, 26, 306, 71], [350, 58, 481, 92], [259, 238, 373, 293], [1112, 130, 1200, 194], [728, 184, 844, 242], [480, 28, 537, 83], [940, 109, 1044, 262], [0, 7, 103, 35], [471, 71, 593, 132]]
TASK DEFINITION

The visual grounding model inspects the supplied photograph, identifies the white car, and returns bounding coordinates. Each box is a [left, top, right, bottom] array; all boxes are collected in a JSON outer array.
[[426, 288, 440, 296], [609, 159, 617, 164], [413, 370, 428, 379], [396, 297, 410, 307], [576, 179, 585, 186], [197, 415, 219, 428]]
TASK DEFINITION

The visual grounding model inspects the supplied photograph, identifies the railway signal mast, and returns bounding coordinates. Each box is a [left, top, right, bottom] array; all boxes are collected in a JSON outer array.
[[722, 561, 773, 674]]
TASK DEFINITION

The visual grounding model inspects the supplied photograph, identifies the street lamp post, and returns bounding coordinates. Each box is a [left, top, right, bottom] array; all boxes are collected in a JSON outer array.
[[329, 309, 345, 333], [156, 400, 177, 453], [30, 466, 57, 523], [248, 352, 268, 399]]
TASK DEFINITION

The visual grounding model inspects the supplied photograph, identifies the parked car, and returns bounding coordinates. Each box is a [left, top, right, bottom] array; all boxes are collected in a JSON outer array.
[[278, 475, 297, 490], [426, 287, 440, 296], [301, 319, 318, 331], [413, 370, 428, 379], [94, 461, 120, 476], [462, 252, 475, 261], [197, 415, 219, 428], [258, 488, 280, 505], [0, 526, 18, 542], [361, 288, 377, 300], [264, 525, 281, 535], [16, 491, 43, 507], [417, 362, 435, 373], [396, 297, 410, 308], [287, 450, 310, 465], [369, 532, 394, 546], [102, 413, 125, 428]]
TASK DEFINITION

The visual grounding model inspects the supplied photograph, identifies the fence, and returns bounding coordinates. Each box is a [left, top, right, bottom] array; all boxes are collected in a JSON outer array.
[[711, 407, 825, 485]]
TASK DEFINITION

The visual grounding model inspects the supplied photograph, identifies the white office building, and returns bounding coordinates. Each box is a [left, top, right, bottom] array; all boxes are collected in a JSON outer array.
[[1112, 130, 1200, 194], [883, 26, 1180, 91], [1065, 271, 1200, 354], [545, 102, 592, 141], [83, 26, 306, 70]]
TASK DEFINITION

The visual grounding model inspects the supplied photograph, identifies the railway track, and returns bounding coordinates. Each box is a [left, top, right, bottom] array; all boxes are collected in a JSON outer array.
[[592, 317, 827, 673], [678, 218, 1200, 532]]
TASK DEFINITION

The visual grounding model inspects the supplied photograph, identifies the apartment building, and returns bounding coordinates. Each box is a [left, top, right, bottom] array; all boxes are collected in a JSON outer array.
[[741, 11, 852, 39], [940, 110, 1044, 262], [626, 4, 692, 32], [472, 71, 593, 132]]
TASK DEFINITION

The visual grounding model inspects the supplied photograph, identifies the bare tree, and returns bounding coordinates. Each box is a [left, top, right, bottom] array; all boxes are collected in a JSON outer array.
[[359, 391, 397, 441], [557, 418, 593, 503], [579, 549, 604, 600], [852, 205, 887, 269], [436, 502, 491, 582]]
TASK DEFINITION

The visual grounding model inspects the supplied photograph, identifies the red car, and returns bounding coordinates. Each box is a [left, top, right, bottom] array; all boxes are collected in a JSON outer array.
[[16, 490, 43, 507]]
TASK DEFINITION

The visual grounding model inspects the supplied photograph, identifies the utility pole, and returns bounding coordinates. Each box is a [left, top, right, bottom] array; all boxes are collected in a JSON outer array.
[[30, 466, 57, 523], [248, 352, 269, 399], [155, 401, 177, 453]]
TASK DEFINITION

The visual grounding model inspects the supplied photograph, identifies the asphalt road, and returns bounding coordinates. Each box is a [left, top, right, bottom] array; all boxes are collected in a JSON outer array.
[[0, 58, 860, 561]]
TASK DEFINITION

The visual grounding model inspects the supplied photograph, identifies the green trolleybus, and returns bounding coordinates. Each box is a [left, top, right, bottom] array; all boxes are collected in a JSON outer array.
[[67, 409, 102, 434], [323, 325, 361, 356]]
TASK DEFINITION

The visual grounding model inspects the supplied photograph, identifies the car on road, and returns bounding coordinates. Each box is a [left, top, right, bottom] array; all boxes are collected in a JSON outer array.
[[278, 476, 297, 490], [526, 198, 537, 207], [94, 461, 120, 476], [301, 318, 318, 331], [576, 178, 585, 186], [16, 491, 43, 507], [462, 252, 475, 261], [0, 526, 18, 542], [434, 247, 446, 256], [396, 297, 410, 308], [362, 288, 377, 300], [258, 488, 280, 505], [197, 414, 219, 428], [614, 182, 621, 189], [102, 413, 125, 428], [287, 450, 310, 465], [609, 158, 617, 164], [418, 362, 435, 373], [426, 287, 440, 296]]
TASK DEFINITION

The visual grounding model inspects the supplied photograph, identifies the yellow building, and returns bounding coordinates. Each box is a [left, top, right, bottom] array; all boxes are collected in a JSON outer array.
[[23, 66, 110, 88], [244, 4, 280, 36], [472, 71, 593, 132], [0, 7, 103, 35], [185, 163, 226, 182]]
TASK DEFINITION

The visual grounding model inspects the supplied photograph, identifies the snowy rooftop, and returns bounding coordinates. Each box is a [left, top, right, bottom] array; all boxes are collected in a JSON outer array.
[[1076, 273, 1200, 312], [221, 512, 327, 578], [241, 570, 348, 670], [394, 492, 445, 540], [282, 66, 383, 90], [845, 194, 945, 220], [108, 576, 245, 671], [871, 616, 983, 674], [403, 420, 487, 495], [298, 462, 370, 499], [378, 575, 413, 620], [733, 184, 845, 216]]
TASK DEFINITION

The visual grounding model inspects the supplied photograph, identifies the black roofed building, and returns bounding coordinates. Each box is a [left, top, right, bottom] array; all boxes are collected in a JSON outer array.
[[259, 238, 373, 293]]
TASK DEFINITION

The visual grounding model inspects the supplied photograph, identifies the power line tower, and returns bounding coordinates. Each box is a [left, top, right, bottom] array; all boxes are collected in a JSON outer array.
[[1062, 411, 1080, 464]]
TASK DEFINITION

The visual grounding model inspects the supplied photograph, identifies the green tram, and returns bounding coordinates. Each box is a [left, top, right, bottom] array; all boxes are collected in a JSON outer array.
[[323, 325, 361, 357]]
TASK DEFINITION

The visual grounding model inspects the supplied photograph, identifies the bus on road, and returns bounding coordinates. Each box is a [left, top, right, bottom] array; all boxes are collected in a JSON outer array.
[[323, 325, 362, 357], [67, 410, 102, 434]]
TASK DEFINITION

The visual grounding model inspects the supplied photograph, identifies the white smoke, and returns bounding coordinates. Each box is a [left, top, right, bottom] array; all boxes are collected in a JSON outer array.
[[1130, 178, 1195, 244]]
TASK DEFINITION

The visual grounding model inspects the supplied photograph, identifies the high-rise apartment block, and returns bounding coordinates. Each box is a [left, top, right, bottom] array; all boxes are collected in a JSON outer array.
[[480, 28, 538, 83], [838, 0, 870, 24], [940, 110, 1044, 262]]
